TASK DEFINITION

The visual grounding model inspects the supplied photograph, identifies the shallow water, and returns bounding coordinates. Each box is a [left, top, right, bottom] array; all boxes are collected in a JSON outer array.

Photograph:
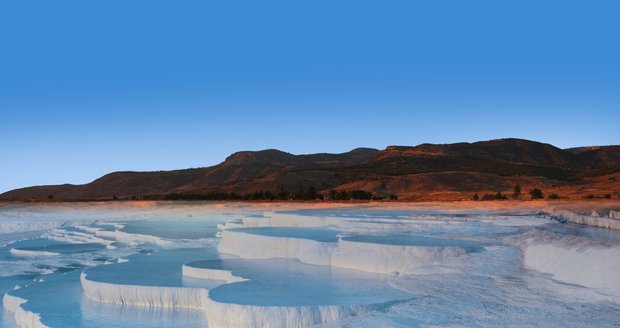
[[1, 203, 619, 327], [120, 219, 221, 240], [543, 223, 620, 241], [197, 258, 413, 306], [229, 227, 342, 242], [342, 234, 484, 250], [85, 247, 221, 287]]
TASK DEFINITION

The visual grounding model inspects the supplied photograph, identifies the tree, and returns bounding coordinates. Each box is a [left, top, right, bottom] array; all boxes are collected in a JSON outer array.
[[328, 190, 337, 200], [336, 190, 349, 200], [512, 184, 521, 199], [278, 188, 290, 200], [293, 186, 305, 200], [481, 193, 495, 201], [305, 186, 318, 200], [472, 193, 479, 201], [480, 192, 508, 201], [251, 190, 264, 200], [350, 190, 372, 200], [529, 188, 544, 200]]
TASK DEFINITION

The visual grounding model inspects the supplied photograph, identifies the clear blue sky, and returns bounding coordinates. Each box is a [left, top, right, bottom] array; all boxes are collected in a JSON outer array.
[[1, 0, 619, 193]]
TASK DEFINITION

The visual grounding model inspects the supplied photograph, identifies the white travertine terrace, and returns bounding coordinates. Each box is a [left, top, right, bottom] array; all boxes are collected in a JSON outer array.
[[3, 293, 50, 328], [9, 248, 60, 257], [81, 264, 408, 328], [521, 230, 620, 299], [217, 229, 471, 275], [550, 209, 620, 230], [80, 273, 208, 309]]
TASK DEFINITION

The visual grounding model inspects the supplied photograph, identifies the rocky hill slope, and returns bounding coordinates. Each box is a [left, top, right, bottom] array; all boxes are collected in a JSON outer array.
[[2, 139, 619, 201]]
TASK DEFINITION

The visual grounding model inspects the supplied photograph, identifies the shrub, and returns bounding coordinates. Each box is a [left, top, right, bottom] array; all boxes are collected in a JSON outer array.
[[548, 193, 560, 199], [481, 194, 496, 201], [481, 192, 507, 201], [512, 184, 521, 199], [278, 189, 291, 200], [529, 188, 544, 200], [336, 190, 349, 200], [349, 190, 373, 200], [305, 186, 318, 200]]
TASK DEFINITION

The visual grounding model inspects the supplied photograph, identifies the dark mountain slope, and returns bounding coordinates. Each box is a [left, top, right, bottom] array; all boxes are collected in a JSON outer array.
[[576, 146, 620, 169], [2, 139, 619, 201], [1, 148, 379, 200], [338, 139, 583, 182]]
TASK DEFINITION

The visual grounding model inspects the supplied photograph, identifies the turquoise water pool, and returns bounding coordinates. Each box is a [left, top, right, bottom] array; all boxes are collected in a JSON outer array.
[[1, 204, 619, 327]]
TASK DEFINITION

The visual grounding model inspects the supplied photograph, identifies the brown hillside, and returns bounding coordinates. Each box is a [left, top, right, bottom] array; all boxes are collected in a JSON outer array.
[[2, 139, 619, 201]]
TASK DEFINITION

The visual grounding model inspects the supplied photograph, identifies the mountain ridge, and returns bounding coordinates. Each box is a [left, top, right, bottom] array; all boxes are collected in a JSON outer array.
[[3, 138, 620, 201]]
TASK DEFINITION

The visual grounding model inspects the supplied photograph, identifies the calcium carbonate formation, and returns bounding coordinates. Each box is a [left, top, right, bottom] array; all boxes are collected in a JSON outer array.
[[9, 248, 60, 257], [550, 209, 620, 230], [3, 293, 49, 328], [79, 262, 407, 328], [217, 230, 470, 276], [5, 208, 620, 328], [67, 213, 480, 328], [80, 273, 209, 309]]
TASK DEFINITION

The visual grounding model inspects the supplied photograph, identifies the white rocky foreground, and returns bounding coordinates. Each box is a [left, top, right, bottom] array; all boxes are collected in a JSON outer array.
[[69, 213, 463, 327], [3, 293, 49, 328], [520, 229, 620, 299], [79, 266, 402, 328], [9, 248, 60, 257], [217, 230, 469, 276], [549, 209, 620, 230], [80, 273, 208, 309], [77, 211, 620, 327], [4, 206, 620, 328]]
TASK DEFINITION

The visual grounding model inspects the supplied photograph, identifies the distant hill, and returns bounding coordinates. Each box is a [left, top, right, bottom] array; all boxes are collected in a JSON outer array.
[[2, 139, 620, 201], [564, 146, 602, 155]]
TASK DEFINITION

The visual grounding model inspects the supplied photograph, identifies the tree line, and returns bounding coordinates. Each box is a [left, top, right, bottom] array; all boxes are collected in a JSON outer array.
[[471, 184, 550, 201], [158, 186, 395, 201]]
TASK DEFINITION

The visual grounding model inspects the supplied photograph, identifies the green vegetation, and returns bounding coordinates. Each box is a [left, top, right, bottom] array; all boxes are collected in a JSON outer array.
[[349, 190, 373, 200], [548, 193, 560, 199], [159, 187, 385, 201], [338, 156, 575, 181], [328, 189, 374, 200], [512, 184, 521, 199], [586, 193, 613, 200], [480, 192, 507, 201], [162, 186, 324, 201], [529, 188, 544, 199]]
